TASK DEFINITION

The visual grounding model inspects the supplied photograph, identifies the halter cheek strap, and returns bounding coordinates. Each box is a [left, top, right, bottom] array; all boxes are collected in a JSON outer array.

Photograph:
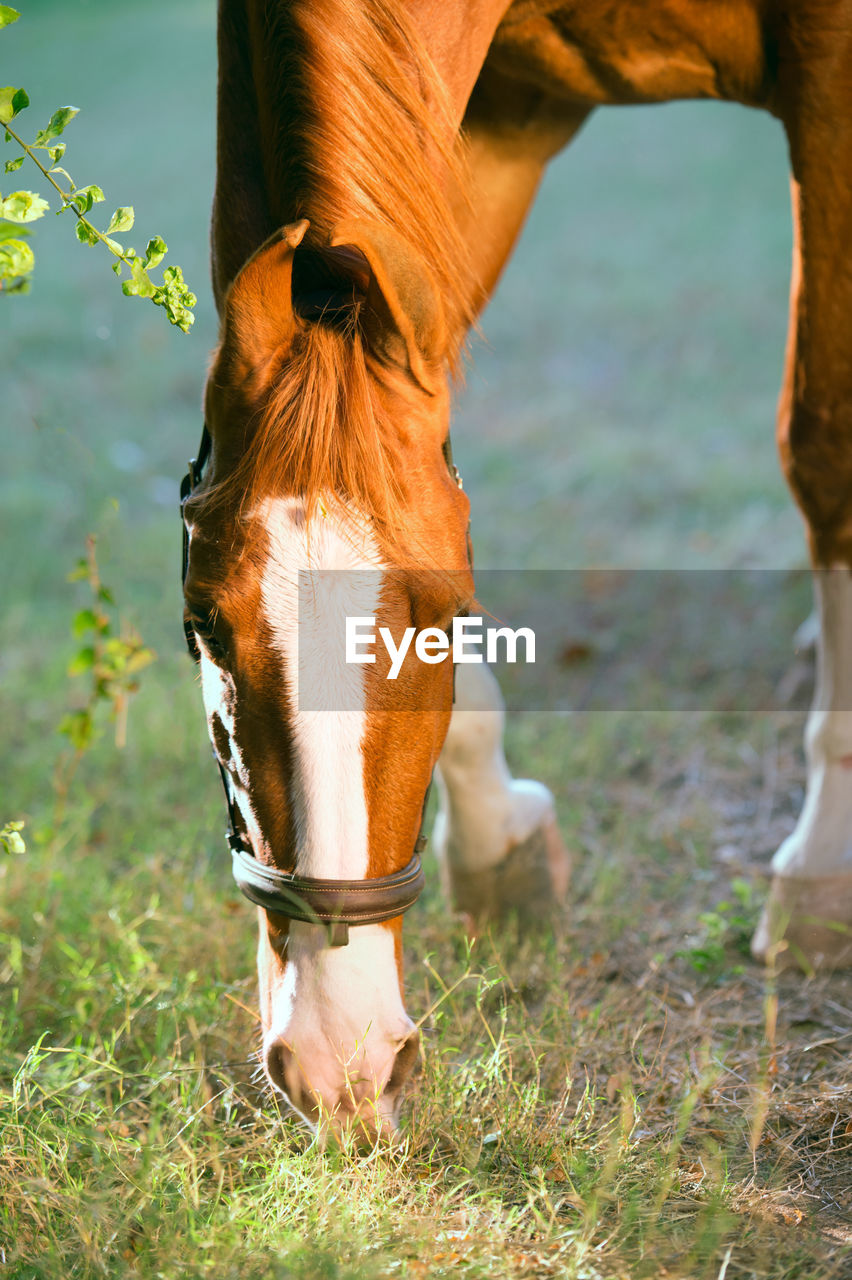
[[180, 422, 457, 947]]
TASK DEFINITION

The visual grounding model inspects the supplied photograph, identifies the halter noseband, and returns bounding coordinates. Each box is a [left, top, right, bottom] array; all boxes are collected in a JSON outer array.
[[180, 422, 443, 947]]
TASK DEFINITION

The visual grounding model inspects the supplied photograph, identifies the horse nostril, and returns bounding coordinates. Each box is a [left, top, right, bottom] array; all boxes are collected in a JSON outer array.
[[264, 1037, 313, 1116], [264, 1029, 419, 1136], [385, 1026, 420, 1098]]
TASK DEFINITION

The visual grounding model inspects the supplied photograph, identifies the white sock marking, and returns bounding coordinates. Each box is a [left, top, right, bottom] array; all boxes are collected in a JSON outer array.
[[773, 568, 852, 876], [434, 661, 555, 872]]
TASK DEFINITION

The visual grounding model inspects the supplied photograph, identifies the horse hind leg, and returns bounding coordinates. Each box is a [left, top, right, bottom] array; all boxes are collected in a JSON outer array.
[[751, 56, 852, 969], [433, 662, 570, 929], [752, 569, 852, 968]]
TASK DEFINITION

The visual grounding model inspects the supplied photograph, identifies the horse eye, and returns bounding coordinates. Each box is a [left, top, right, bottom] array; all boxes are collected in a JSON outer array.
[[191, 613, 229, 662], [201, 633, 228, 662]]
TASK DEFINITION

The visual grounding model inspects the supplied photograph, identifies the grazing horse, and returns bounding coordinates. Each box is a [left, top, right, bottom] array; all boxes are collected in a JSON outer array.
[[183, 0, 852, 1138]]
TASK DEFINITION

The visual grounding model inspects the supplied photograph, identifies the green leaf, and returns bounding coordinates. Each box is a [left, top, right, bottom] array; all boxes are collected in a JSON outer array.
[[58, 709, 95, 751], [125, 646, 155, 676], [72, 608, 98, 637], [0, 220, 27, 241], [34, 104, 79, 147], [144, 234, 167, 268], [48, 143, 65, 163], [67, 646, 96, 676], [0, 820, 25, 856], [107, 206, 134, 234], [111, 261, 122, 275], [0, 233, 33, 282], [67, 558, 89, 583], [103, 236, 123, 256], [0, 86, 25, 124], [4, 156, 23, 173], [122, 257, 155, 299], [74, 219, 99, 247], [0, 190, 49, 222], [153, 262, 197, 331], [0, 7, 20, 29], [70, 184, 104, 215]]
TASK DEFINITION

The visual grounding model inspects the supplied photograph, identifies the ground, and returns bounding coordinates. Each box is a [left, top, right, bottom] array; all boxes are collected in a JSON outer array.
[[2, 1, 851, 1277]]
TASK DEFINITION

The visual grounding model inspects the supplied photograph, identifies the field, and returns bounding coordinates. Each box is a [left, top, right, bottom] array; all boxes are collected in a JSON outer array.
[[3, 2, 852, 1277]]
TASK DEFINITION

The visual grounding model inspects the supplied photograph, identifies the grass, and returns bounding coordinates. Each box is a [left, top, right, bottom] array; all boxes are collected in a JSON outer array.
[[3, 1, 852, 1276]]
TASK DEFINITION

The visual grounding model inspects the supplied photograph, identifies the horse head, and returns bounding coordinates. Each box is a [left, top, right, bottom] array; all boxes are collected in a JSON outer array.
[[182, 218, 473, 1140]]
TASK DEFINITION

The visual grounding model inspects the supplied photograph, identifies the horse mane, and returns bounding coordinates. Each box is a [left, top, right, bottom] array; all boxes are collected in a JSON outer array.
[[209, 0, 473, 550]]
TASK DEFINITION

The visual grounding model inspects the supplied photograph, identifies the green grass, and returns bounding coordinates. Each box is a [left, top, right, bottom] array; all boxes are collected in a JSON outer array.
[[3, 1, 851, 1277]]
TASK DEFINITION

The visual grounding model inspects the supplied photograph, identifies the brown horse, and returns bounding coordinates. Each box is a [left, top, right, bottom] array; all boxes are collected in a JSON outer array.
[[183, 0, 852, 1139]]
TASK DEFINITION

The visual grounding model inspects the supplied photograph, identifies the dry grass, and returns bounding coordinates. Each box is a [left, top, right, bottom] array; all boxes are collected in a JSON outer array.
[[3, 708, 852, 1279]]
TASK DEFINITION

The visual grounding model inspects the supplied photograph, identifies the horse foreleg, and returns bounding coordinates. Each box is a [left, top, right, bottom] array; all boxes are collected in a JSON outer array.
[[429, 73, 582, 929], [752, 60, 852, 969], [433, 662, 570, 928]]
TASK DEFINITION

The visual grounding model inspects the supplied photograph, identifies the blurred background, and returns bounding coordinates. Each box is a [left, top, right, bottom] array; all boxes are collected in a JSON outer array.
[[2, 0, 800, 896]]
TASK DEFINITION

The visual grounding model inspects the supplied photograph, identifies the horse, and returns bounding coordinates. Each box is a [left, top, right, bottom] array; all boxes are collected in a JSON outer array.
[[182, 0, 852, 1140]]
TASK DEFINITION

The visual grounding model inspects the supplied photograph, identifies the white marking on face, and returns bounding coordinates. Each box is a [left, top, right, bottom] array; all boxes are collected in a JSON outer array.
[[198, 644, 270, 859], [773, 568, 852, 876], [265, 922, 415, 1125], [259, 496, 384, 880]]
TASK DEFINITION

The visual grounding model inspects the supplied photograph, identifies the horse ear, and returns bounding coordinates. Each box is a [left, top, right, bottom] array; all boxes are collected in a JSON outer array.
[[218, 219, 310, 380], [329, 221, 447, 394]]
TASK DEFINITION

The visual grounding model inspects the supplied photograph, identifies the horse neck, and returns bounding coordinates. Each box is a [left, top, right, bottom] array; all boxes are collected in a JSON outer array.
[[214, 0, 476, 346]]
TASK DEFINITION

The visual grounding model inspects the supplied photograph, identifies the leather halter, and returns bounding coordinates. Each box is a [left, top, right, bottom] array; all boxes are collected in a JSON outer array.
[[180, 422, 449, 947]]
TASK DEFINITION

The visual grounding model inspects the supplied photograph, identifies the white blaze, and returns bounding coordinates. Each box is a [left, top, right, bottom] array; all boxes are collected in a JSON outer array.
[[266, 921, 414, 1123], [259, 496, 383, 879], [256, 497, 414, 1124]]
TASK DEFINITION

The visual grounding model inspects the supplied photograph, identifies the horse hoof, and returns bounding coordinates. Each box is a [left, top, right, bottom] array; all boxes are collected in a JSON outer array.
[[751, 873, 852, 971], [445, 813, 570, 930]]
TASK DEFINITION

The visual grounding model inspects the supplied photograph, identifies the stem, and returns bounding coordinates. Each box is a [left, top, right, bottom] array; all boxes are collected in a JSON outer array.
[[5, 120, 132, 265], [85, 533, 100, 594], [4, 120, 66, 197]]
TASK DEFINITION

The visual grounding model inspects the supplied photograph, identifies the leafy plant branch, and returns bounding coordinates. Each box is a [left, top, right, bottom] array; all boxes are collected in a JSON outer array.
[[0, 6, 196, 329], [53, 534, 156, 818]]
